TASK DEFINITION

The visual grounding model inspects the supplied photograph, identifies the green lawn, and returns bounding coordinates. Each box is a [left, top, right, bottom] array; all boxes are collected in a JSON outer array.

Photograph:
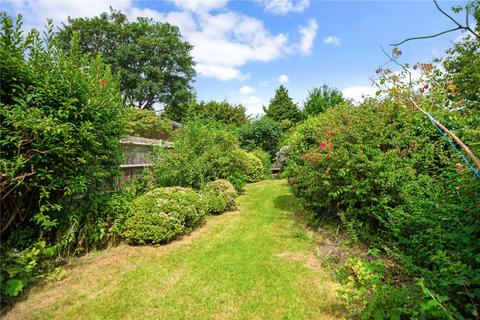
[[6, 180, 345, 319]]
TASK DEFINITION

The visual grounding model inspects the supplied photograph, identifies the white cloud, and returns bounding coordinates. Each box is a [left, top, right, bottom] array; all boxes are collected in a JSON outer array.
[[324, 36, 342, 47], [259, 80, 270, 87], [169, 0, 229, 13], [298, 19, 318, 55], [257, 0, 309, 15], [196, 64, 247, 81], [342, 86, 376, 103], [236, 95, 265, 116], [7, 0, 314, 81], [185, 11, 289, 81], [277, 74, 289, 83], [5, 0, 132, 31], [240, 85, 256, 94]]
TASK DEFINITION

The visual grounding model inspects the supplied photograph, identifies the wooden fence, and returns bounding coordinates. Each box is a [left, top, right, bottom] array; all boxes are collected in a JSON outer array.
[[119, 136, 172, 180]]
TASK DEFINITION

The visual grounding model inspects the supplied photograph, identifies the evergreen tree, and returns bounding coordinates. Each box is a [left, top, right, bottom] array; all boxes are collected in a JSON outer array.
[[263, 85, 302, 130]]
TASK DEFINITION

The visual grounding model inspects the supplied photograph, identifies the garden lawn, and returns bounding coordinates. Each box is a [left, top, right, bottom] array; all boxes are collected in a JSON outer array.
[[5, 180, 345, 319]]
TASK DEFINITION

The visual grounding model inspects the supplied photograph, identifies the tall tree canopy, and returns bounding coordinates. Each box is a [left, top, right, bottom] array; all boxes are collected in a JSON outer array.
[[186, 100, 249, 126], [57, 9, 196, 111], [263, 85, 302, 130], [302, 84, 345, 117]]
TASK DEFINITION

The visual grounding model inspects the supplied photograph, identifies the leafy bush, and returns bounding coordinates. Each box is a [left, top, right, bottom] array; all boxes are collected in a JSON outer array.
[[234, 150, 264, 183], [202, 179, 237, 214], [151, 120, 264, 191], [302, 84, 345, 118], [124, 108, 172, 139], [0, 15, 127, 299], [238, 117, 283, 159], [284, 102, 479, 318], [123, 187, 207, 245], [250, 149, 271, 178], [186, 100, 249, 126]]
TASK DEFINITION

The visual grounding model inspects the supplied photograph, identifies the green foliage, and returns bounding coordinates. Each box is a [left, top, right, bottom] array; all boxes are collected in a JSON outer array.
[[237, 117, 283, 159], [123, 187, 207, 245], [187, 100, 249, 126], [337, 256, 426, 319], [124, 108, 172, 139], [263, 85, 302, 130], [250, 149, 271, 178], [0, 14, 128, 300], [284, 102, 480, 317], [302, 84, 346, 117], [441, 34, 480, 106], [235, 150, 265, 183], [202, 179, 238, 214], [57, 9, 196, 110], [150, 120, 264, 191]]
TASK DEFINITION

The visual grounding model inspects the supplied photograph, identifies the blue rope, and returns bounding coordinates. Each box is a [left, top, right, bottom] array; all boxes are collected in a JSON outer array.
[[427, 114, 480, 179]]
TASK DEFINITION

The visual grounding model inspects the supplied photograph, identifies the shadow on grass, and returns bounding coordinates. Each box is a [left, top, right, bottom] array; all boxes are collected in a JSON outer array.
[[273, 194, 299, 212]]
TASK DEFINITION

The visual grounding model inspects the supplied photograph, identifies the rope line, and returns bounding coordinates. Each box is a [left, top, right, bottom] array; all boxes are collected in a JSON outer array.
[[427, 113, 480, 179]]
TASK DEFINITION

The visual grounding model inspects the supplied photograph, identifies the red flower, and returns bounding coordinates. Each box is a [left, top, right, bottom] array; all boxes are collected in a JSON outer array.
[[326, 130, 332, 137], [423, 83, 429, 89], [320, 141, 327, 150], [101, 79, 107, 87]]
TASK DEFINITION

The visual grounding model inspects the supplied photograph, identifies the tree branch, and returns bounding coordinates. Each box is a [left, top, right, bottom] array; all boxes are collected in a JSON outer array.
[[433, 0, 462, 27], [390, 0, 479, 47], [390, 27, 462, 46]]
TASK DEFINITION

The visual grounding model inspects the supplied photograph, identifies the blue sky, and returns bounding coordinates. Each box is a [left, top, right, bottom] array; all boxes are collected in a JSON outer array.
[[4, 0, 470, 115]]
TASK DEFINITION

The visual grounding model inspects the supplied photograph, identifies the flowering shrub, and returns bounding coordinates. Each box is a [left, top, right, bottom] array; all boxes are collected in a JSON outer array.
[[284, 102, 479, 318]]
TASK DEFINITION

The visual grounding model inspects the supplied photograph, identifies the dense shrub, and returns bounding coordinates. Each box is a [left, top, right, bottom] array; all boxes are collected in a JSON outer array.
[[0, 15, 127, 299], [238, 117, 283, 159], [284, 102, 479, 318], [250, 149, 271, 178], [124, 108, 172, 139], [151, 120, 264, 191], [123, 187, 207, 245], [302, 84, 345, 118], [186, 100, 249, 126], [202, 179, 238, 214]]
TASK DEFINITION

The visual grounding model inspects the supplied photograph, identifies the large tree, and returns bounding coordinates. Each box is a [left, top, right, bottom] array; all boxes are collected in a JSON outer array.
[[186, 100, 249, 125], [57, 9, 196, 111], [263, 85, 302, 130], [302, 84, 345, 117]]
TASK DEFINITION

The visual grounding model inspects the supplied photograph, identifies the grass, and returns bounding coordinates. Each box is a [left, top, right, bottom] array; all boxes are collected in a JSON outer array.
[[5, 180, 345, 319]]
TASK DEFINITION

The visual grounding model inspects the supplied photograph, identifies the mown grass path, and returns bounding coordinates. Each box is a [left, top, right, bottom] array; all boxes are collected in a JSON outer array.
[[6, 180, 344, 319]]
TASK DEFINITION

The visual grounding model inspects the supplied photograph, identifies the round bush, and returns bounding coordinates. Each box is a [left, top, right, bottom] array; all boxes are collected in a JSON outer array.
[[202, 179, 238, 214], [250, 149, 271, 178], [123, 187, 207, 245], [231, 149, 264, 183]]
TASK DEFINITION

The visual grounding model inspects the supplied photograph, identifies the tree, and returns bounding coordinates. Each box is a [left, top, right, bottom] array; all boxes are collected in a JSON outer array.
[[57, 9, 196, 111], [263, 85, 302, 130], [302, 84, 345, 117], [124, 108, 172, 139], [237, 117, 283, 159], [186, 100, 249, 126]]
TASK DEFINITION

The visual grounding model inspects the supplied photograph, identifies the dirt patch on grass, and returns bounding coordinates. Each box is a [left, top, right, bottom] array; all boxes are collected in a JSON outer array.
[[277, 252, 322, 270]]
